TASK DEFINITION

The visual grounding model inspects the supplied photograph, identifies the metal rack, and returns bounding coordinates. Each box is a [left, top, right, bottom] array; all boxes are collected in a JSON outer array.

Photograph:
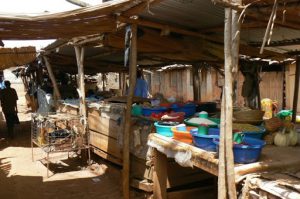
[[31, 112, 90, 177]]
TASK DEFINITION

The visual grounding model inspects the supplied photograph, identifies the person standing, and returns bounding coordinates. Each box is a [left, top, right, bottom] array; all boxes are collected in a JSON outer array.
[[0, 81, 18, 139], [134, 70, 149, 98], [0, 75, 5, 89]]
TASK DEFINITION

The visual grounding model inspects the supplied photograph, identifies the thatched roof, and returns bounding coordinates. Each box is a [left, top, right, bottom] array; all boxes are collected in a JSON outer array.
[[0, 47, 36, 70], [1, 0, 298, 73], [0, 0, 142, 40]]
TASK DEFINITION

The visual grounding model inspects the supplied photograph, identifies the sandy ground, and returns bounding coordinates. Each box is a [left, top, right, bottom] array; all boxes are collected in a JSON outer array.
[[0, 84, 127, 199]]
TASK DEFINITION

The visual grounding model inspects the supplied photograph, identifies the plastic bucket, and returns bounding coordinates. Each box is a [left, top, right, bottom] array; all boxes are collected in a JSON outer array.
[[192, 134, 219, 152], [142, 107, 167, 116], [154, 122, 177, 137], [214, 137, 266, 164], [171, 126, 196, 144]]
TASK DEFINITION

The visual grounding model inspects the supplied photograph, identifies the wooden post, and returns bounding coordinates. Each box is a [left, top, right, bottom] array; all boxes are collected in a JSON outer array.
[[102, 73, 105, 91], [225, 5, 237, 199], [218, 4, 239, 199], [282, 63, 286, 110], [43, 56, 61, 100], [192, 65, 201, 101], [122, 24, 138, 199], [292, 56, 300, 122], [232, 0, 241, 106], [74, 46, 87, 133], [153, 148, 168, 199], [218, 94, 226, 199], [122, 73, 127, 96], [119, 72, 122, 90]]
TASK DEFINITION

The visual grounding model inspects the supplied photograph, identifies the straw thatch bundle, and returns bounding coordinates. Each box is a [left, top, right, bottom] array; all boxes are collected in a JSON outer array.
[[0, 46, 36, 70]]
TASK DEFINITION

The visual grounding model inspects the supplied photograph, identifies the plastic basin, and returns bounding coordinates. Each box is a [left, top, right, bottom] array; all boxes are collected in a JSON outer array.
[[171, 126, 196, 144], [142, 107, 167, 116], [182, 103, 196, 117], [154, 122, 178, 137], [184, 118, 218, 128], [207, 127, 265, 139], [192, 133, 219, 152], [242, 127, 266, 139], [208, 128, 220, 136], [170, 103, 196, 118], [214, 137, 266, 164], [170, 103, 183, 112]]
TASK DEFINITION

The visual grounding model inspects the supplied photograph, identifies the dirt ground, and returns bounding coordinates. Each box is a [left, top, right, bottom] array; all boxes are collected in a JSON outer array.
[[0, 84, 128, 199]]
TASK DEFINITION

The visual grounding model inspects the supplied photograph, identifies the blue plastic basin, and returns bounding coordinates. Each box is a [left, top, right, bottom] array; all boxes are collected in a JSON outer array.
[[208, 127, 265, 139], [142, 107, 167, 116], [170, 103, 196, 118], [214, 137, 266, 164], [192, 133, 219, 152], [242, 127, 266, 139], [208, 128, 220, 136], [154, 122, 177, 137], [182, 103, 196, 117]]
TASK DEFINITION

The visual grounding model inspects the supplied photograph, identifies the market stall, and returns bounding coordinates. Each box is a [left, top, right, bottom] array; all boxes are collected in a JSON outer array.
[[4, 0, 300, 198]]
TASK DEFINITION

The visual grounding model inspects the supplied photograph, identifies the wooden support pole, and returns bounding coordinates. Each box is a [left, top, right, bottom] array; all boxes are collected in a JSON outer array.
[[218, 94, 226, 199], [292, 56, 300, 123], [102, 73, 106, 91], [232, 0, 241, 106], [218, 4, 239, 199], [225, 7, 237, 199], [122, 24, 137, 199], [153, 148, 168, 199], [119, 72, 122, 90], [43, 56, 61, 100], [74, 46, 87, 133], [192, 65, 201, 102]]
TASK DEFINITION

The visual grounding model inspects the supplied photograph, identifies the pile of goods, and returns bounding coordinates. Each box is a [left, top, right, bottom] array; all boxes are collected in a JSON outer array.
[[133, 101, 197, 122], [153, 106, 299, 164], [273, 121, 298, 147], [154, 110, 267, 164], [263, 116, 298, 147]]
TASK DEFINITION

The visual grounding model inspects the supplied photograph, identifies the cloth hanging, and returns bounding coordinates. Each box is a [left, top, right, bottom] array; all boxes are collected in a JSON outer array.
[[124, 25, 132, 67], [240, 61, 261, 108]]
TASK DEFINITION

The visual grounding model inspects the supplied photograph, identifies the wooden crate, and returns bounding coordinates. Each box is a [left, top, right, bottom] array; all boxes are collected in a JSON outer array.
[[88, 108, 122, 139], [89, 129, 122, 160]]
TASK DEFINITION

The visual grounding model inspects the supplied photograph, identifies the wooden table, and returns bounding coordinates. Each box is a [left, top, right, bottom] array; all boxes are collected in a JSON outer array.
[[148, 133, 300, 199]]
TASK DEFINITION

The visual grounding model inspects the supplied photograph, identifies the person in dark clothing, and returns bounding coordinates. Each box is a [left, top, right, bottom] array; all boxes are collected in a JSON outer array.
[[0, 81, 18, 139]]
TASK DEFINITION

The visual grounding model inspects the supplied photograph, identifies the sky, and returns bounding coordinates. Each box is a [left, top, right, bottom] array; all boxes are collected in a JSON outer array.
[[1, 0, 103, 49]]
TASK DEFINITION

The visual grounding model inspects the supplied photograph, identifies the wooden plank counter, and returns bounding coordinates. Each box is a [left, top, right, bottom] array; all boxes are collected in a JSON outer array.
[[148, 133, 300, 199]]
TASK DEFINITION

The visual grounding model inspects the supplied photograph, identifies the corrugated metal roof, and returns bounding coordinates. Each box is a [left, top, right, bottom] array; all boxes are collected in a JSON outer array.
[[241, 27, 300, 54], [140, 0, 224, 30], [241, 27, 300, 43]]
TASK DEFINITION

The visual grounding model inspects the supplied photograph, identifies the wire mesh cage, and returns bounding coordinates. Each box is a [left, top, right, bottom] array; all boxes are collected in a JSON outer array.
[[31, 112, 88, 153]]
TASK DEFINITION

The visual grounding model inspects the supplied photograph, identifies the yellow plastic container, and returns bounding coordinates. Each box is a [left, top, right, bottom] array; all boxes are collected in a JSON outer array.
[[261, 98, 273, 119]]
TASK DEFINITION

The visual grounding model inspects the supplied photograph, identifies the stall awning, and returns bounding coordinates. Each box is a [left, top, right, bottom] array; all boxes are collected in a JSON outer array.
[[0, 0, 142, 40], [0, 46, 36, 70]]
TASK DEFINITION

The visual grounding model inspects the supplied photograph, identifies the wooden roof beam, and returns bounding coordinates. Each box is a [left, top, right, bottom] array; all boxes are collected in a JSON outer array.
[[211, 0, 245, 10], [117, 16, 208, 39]]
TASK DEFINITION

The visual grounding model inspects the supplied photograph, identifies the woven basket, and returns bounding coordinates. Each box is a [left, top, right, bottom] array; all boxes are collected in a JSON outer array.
[[265, 117, 283, 132], [233, 110, 265, 121]]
